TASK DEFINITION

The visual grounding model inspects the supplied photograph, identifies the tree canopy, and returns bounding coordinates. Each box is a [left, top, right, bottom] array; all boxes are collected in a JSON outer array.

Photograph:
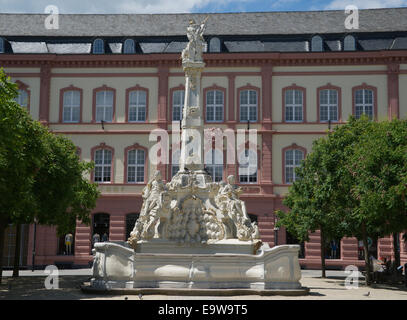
[[277, 116, 407, 283], [0, 68, 100, 280]]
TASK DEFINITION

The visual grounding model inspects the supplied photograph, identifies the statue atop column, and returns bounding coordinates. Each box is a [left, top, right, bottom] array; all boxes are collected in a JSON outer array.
[[127, 18, 260, 248], [182, 17, 208, 64]]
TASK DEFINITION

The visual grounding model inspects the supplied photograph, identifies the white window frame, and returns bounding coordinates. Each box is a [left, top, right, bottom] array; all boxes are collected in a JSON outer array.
[[285, 89, 303, 122], [95, 90, 114, 122], [319, 89, 338, 122], [205, 149, 223, 182], [128, 90, 146, 122], [354, 89, 374, 119], [172, 90, 185, 121], [94, 149, 112, 183], [206, 90, 224, 122], [239, 90, 258, 122], [238, 149, 258, 184], [285, 149, 304, 184], [62, 90, 80, 123], [127, 149, 145, 183]]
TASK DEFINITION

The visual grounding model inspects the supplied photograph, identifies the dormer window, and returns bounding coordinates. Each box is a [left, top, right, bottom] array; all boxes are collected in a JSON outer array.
[[344, 35, 356, 51], [123, 39, 135, 54], [0, 37, 4, 53], [311, 35, 323, 52], [209, 37, 221, 53], [93, 39, 104, 54]]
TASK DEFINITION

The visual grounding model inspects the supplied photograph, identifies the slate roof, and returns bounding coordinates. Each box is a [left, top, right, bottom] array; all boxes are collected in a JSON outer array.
[[0, 8, 406, 54], [0, 8, 407, 37]]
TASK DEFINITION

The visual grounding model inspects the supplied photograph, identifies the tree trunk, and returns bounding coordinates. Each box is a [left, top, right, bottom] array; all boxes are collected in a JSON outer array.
[[393, 233, 400, 268], [12, 223, 21, 278], [361, 222, 371, 286], [320, 228, 326, 278], [0, 218, 5, 284]]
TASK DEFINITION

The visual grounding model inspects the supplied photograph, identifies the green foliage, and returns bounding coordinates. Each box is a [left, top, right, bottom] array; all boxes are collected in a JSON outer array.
[[0, 68, 100, 234], [276, 115, 407, 278]]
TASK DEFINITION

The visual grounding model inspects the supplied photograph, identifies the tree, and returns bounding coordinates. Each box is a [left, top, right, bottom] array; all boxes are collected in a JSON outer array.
[[277, 117, 407, 285], [0, 69, 100, 282], [344, 119, 407, 271], [276, 126, 347, 278]]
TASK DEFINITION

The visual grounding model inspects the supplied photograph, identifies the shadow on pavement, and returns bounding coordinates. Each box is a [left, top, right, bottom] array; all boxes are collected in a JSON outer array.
[[0, 276, 99, 300]]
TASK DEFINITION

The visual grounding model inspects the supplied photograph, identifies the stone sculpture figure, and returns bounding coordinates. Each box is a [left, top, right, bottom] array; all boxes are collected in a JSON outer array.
[[181, 17, 208, 63], [216, 175, 260, 241], [128, 171, 168, 247]]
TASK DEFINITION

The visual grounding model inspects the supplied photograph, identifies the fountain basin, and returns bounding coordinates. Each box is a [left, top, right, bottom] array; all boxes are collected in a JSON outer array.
[[89, 241, 305, 292]]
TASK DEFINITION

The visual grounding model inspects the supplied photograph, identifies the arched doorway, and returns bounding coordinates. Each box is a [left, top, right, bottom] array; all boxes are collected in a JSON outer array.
[[92, 213, 110, 248], [126, 213, 139, 240]]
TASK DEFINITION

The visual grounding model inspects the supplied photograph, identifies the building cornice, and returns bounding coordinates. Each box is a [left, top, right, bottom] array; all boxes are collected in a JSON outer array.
[[2, 50, 407, 68]]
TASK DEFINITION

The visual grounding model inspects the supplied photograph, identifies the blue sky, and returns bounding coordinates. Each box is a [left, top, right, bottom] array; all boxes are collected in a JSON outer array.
[[0, 0, 406, 14]]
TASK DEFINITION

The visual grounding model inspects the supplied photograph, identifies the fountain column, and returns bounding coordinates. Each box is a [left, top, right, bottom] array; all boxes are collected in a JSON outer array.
[[179, 61, 205, 173]]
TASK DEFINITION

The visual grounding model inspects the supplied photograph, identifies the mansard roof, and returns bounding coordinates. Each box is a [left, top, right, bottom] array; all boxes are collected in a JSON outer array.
[[0, 8, 406, 54], [1, 8, 407, 36]]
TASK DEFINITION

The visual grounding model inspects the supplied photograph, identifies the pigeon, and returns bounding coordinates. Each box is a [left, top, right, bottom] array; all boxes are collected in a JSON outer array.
[[363, 291, 370, 297], [124, 296, 128, 300], [138, 293, 143, 300]]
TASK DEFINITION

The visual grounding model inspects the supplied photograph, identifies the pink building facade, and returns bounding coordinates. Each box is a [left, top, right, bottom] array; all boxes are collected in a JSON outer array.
[[1, 10, 407, 270]]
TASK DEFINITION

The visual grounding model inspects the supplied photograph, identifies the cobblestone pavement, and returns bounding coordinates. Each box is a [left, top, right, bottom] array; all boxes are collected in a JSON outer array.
[[0, 269, 406, 300]]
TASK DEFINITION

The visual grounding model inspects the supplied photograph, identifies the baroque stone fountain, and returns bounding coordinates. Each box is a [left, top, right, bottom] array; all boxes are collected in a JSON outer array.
[[89, 18, 305, 293]]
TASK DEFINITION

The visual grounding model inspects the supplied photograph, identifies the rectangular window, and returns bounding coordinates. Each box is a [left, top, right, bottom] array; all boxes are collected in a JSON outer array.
[[94, 149, 112, 183], [127, 149, 145, 183], [285, 149, 304, 184], [63, 90, 80, 123], [238, 149, 257, 184], [319, 89, 338, 122], [240, 90, 257, 122], [355, 89, 374, 119], [206, 90, 224, 122], [15, 90, 28, 108], [285, 89, 303, 122], [172, 90, 185, 121], [205, 149, 223, 182], [128, 90, 146, 122], [96, 90, 114, 122]]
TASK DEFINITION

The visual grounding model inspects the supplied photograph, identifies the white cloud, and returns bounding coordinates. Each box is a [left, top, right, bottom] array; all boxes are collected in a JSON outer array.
[[325, 0, 407, 10], [0, 0, 250, 13]]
